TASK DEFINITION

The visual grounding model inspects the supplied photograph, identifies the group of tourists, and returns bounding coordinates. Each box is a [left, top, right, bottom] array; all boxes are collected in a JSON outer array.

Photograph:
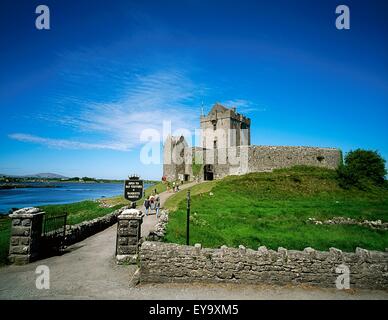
[[162, 176, 185, 193], [143, 190, 161, 218], [165, 180, 184, 193]]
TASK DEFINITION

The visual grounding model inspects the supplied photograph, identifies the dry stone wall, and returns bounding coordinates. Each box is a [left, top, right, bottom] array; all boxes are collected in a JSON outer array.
[[140, 241, 388, 290], [63, 206, 129, 246], [146, 210, 169, 241]]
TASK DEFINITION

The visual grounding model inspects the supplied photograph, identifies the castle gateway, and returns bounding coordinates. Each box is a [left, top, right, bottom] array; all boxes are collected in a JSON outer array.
[[163, 103, 342, 182]]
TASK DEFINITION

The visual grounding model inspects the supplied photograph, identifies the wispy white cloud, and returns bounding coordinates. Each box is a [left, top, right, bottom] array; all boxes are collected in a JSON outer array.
[[9, 69, 202, 151], [9, 133, 129, 151]]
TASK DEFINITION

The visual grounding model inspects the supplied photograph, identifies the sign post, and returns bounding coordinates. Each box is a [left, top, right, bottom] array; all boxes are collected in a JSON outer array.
[[117, 175, 145, 265], [124, 175, 144, 208]]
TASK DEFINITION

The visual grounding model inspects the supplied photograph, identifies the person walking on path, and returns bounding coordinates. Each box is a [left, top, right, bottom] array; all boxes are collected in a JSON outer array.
[[144, 198, 150, 216], [149, 194, 156, 214], [155, 194, 161, 218]]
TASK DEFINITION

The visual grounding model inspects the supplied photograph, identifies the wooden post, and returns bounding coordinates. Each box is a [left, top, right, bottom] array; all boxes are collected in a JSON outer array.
[[186, 190, 190, 245]]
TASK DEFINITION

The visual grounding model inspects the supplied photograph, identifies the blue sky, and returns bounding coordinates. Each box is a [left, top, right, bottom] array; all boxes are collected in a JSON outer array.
[[0, 0, 387, 180]]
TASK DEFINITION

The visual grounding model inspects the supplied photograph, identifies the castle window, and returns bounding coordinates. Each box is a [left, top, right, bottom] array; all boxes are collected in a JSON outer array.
[[214, 140, 217, 149], [317, 156, 325, 162], [212, 120, 217, 130]]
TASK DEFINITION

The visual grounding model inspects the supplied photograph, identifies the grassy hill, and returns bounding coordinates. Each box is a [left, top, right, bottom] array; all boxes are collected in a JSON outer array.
[[164, 166, 388, 252]]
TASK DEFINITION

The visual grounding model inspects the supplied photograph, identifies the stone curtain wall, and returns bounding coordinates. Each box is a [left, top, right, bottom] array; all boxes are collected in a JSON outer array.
[[248, 146, 342, 172], [139, 242, 388, 290], [163, 140, 342, 182], [208, 146, 342, 180]]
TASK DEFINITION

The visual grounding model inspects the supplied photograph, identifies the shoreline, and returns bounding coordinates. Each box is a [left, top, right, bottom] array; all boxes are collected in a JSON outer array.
[[0, 182, 157, 215], [0, 180, 158, 189]]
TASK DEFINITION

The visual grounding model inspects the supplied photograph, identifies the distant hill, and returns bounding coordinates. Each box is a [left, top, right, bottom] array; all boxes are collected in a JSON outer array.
[[0, 173, 69, 179], [27, 173, 69, 179]]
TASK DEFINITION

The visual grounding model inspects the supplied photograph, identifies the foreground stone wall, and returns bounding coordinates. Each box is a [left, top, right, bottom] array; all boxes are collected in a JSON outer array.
[[140, 242, 388, 290], [8, 208, 44, 265], [116, 208, 144, 264], [9, 206, 129, 264]]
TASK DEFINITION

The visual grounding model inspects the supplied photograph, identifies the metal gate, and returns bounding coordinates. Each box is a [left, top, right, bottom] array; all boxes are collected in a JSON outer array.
[[42, 213, 67, 252]]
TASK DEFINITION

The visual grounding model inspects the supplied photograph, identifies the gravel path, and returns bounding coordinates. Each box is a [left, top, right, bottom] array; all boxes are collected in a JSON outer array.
[[0, 182, 387, 300]]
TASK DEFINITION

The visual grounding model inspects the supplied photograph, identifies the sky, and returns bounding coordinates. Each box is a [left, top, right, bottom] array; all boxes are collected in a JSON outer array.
[[0, 0, 387, 180]]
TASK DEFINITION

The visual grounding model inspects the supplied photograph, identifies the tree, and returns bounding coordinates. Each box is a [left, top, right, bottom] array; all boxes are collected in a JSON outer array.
[[337, 149, 387, 189], [82, 176, 96, 181]]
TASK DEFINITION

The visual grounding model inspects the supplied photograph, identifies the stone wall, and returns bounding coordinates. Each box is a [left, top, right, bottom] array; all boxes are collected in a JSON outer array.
[[116, 208, 144, 264], [63, 206, 128, 246], [164, 143, 342, 182], [8, 207, 44, 265], [145, 210, 169, 241], [247, 145, 342, 172], [206, 145, 341, 180], [9, 206, 129, 264], [139, 242, 388, 290]]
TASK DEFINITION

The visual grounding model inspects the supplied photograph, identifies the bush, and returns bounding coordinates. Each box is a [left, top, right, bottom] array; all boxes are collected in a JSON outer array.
[[337, 149, 387, 189]]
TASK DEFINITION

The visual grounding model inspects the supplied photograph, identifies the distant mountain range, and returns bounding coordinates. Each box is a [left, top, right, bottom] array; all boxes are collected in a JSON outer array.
[[0, 173, 69, 179]]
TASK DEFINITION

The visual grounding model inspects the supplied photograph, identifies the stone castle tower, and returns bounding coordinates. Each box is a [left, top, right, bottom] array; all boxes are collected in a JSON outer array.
[[163, 103, 342, 182], [200, 103, 251, 149]]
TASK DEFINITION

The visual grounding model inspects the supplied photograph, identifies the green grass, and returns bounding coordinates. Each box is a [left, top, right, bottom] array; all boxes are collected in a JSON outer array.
[[0, 182, 165, 266], [164, 180, 218, 211], [40, 181, 165, 225], [164, 166, 388, 252], [0, 216, 11, 266]]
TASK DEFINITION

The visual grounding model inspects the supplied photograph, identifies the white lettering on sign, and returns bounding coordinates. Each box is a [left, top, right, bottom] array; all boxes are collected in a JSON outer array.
[[124, 179, 144, 201]]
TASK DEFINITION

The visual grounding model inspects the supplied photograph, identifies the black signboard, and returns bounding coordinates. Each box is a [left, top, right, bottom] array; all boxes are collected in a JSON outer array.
[[124, 178, 144, 202]]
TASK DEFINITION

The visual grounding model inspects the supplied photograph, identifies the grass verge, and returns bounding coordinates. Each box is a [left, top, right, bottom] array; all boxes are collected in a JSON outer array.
[[0, 182, 164, 266], [0, 216, 11, 266], [164, 166, 388, 252]]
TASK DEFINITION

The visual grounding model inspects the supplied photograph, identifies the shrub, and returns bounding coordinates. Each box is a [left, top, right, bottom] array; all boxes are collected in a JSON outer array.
[[337, 149, 387, 189]]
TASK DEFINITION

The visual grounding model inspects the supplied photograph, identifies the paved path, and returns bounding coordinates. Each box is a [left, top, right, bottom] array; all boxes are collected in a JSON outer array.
[[141, 182, 196, 237], [0, 182, 387, 299]]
